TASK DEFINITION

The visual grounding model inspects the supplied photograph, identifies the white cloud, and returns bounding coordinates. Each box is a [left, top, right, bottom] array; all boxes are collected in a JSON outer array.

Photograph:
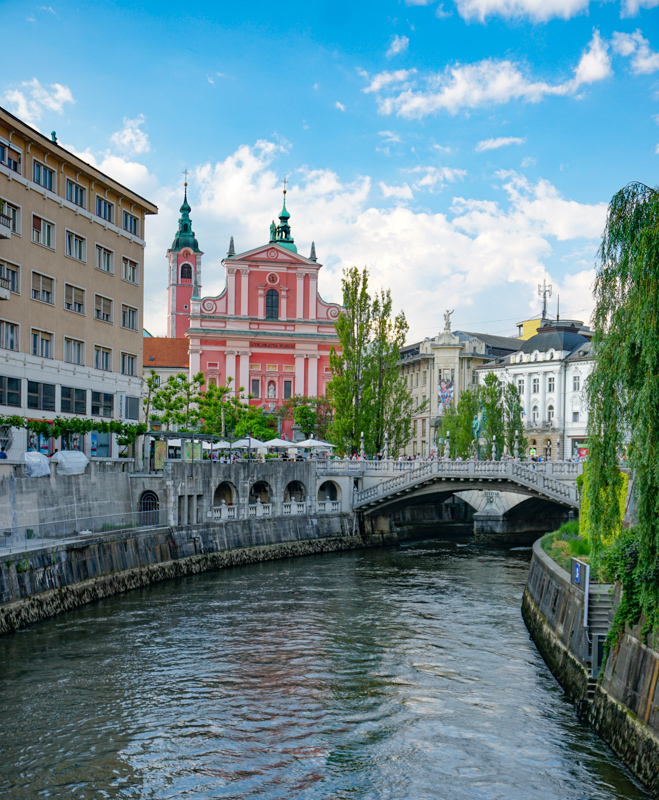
[[454, 0, 590, 22], [379, 130, 403, 143], [379, 181, 414, 200], [621, 0, 659, 16], [476, 136, 526, 151], [612, 30, 659, 73], [387, 35, 410, 58], [433, 143, 453, 153], [407, 165, 467, 191], [436, 4, 452, 17], [366, 32, 611, 118], [359, 68, 417, 94], [136, 138, 603, 340], [521, 156, 537, 167], [335, 101, 346, 111], [110, 114, 150, 155], [2, 78, 74, 127]]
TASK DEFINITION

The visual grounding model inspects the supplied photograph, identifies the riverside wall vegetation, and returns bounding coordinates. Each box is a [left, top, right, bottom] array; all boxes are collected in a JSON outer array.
[[523, 538, 659, 797], [0, 515, 396, 635]]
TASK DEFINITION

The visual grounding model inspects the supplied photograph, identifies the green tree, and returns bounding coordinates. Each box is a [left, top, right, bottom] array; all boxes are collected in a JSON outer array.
[[151, 372, 205, 431], [586, 181, 659, 636], [328, 267, 418, 456], [503, 382, 527, 457], [197, 379, 235, 436], [365, 289, 418, 454], [480, 373, 505, 459], [439, 387, 481, 458], [278, 396, 333, 439], [328, 267, 372, 454], [143, 370, 161, 429]]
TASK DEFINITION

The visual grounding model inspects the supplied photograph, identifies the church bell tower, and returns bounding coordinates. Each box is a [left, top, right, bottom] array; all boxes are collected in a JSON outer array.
[[167, 182, 203, 339]]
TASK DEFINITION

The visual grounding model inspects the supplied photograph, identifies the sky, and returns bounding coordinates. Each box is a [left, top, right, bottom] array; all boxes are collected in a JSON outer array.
[[3, 0, 659, 341]]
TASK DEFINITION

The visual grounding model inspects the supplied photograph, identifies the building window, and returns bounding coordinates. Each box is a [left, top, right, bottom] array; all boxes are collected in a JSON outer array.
[[64, 284, 85, 314], [31, 272, 54, 304], [61, 387, 86, 415], [65, 230, 86, 262], [421, 419, 426, 436], [572, 411, 580, 423], [265, 288, 279, 320], [96, 196, 114, 223], [0, 375, 21, 407], [517, 379, 524, 394], [95, 244, 114, 273], [27, 381, 55, 411], [32, 215, 54, 248], [0, 320, 18, 351], [180, 263, 192, 282], [0, 143, 21, 174], [547, 405, 555, 422], [94, 346, 112, 372], [573, 375, 581, 392], [1, 200, 21, 234], [95, 295, 113, 323], [251, 378, 260, 397], [121, 257, 138, 284], [0, 261, 19, 293], [33, 160, 54, 191], [283, 380, 292, 399], [66, 179, 86, 208], [91, 391, 114, 417], [121, 352, 136, 376], [31, 329, 52, 358], [548, 376, 555, 393], [64, 337, 84, 365], [532, 377, 539, 394], [123, 211, 139, 236], [121, 304, 138, 331], [125, 396, 140, 420], [532, 406, 539, 424], [422, 371, 427, 386], [415, 373, 419, 387]]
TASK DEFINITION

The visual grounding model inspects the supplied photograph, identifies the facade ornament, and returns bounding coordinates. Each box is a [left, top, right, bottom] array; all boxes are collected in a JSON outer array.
[[309, 241, 317, 262], [227, 236, 235, 257], [444, 308, 454, 333]]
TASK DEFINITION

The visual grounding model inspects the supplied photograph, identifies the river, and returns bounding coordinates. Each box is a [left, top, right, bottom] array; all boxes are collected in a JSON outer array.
[[0, 535, 651, 799]]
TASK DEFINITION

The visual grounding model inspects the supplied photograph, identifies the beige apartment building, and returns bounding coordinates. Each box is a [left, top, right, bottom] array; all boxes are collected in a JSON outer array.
[[0, 105, 157, 458]]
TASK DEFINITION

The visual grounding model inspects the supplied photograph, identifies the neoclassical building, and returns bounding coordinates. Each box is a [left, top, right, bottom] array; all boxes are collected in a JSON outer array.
[[165, 187, 342, 437], [476, 319, 593, 459]]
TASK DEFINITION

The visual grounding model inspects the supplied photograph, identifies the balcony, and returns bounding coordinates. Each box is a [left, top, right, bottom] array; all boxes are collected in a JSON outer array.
[[0, 275, 10, 301], [0, 211, 11, 240]]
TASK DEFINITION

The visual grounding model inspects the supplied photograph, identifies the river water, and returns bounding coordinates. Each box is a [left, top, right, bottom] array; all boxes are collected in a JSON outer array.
[[0, 536, 651, 800]]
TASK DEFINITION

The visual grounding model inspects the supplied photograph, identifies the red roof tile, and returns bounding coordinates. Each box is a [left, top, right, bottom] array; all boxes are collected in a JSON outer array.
[[143, 338, 190, 368]]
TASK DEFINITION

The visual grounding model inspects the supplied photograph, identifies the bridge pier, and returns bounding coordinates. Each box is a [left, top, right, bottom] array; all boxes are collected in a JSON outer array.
[[473, 503, 575, 546]]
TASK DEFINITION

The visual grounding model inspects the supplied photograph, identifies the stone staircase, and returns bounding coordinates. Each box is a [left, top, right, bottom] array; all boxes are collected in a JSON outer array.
[[587, 584, 614, 679]]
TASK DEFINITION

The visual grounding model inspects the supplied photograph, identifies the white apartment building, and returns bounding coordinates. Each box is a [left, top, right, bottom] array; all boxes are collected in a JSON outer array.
[[0, 106, 157, 459], [476, 320, 593, 459]]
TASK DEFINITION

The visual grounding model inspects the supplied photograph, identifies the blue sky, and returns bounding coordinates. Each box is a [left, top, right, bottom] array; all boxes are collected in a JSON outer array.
[[3, 0, 659, 340]]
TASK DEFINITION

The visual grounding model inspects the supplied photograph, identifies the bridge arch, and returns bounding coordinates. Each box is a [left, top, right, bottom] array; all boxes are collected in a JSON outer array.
[[318, 480, 341, 502], [214, 481, 238, 506], [285, 480, 306, 502], [249, 480, 272, 504]]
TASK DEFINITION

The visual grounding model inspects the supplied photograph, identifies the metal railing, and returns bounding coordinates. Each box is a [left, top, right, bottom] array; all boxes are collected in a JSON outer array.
[[0, 509, 166, 551], [353, 459, 581, 509], [0, 211, 11, 231]]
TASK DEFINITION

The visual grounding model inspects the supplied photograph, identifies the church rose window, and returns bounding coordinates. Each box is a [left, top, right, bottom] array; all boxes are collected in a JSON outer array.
[[265, 288, 279, 320]]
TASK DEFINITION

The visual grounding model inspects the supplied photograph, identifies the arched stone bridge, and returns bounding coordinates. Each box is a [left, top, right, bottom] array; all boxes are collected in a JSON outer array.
[[351, 460, 580, 514]]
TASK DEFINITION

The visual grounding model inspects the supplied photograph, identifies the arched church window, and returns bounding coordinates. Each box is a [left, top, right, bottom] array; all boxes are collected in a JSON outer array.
[[181, 263, 192, 282], [265, 288, 279, 320]]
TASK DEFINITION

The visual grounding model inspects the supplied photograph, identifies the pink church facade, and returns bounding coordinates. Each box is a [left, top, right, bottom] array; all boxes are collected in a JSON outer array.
[[166, 189, 342, 438]]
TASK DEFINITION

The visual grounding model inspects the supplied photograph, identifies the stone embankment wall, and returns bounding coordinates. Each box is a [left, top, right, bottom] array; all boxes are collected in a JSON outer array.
[[523, 539, 659, 798], [0, 514, 395, 635]]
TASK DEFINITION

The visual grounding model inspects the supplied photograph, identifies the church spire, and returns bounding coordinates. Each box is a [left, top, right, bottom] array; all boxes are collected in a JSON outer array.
[[272, 181, 297, 252], [170, 179, 200, 252]]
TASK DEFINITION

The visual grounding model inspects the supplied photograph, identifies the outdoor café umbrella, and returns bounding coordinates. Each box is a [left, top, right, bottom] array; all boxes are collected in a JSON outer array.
[[264, 437, 296, 448], [232, 437, 268, 449], [295, 438, 336, 449]]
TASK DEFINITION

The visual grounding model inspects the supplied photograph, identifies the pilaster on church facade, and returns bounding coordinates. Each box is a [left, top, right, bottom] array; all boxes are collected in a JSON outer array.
[[164, 187, 342, 438]]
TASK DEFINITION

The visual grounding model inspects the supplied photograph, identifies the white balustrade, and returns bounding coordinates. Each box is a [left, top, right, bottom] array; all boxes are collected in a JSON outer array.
[[283, 502, 292, 515], [296, 501, 306, 514]]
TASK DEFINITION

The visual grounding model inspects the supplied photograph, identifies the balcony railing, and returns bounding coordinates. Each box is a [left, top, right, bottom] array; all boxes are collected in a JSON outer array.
[[0, 211, 11, 233]]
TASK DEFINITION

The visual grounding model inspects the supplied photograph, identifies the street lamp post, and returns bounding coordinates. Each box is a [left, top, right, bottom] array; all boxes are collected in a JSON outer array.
[[492, 434, 497, 461], [444, 430, 451, 460], [360, 430, 365, 459], [384, 432, 389, 461], [514, 430, 519, 461]]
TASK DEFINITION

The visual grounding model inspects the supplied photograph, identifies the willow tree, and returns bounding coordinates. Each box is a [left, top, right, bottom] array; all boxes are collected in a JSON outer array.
[[587, 181, 659, 636]]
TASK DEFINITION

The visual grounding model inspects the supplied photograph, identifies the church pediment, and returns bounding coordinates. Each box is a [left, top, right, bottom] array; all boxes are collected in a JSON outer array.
[[225, 243, 319, 267]]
